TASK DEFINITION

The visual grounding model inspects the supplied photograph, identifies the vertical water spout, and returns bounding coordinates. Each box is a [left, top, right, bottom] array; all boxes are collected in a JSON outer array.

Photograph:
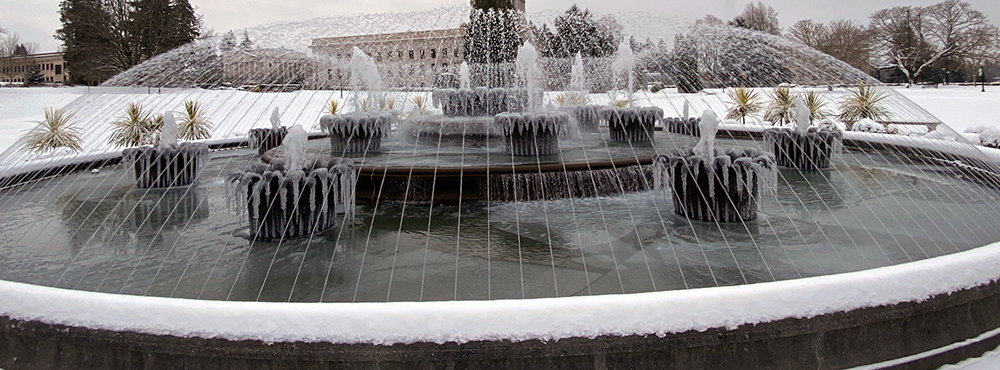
[[794, 96, 810, 134], [612, 39, 635, 105], [515, 41, 542, 112], [570, 52, 587, 93], [682, 100, 691, 121], [693, 110, 719, 161], [270, 107, 281, 130], [459, 62, 471, 89], [282, 125, 308, 173], [160, 111, 178, 148]]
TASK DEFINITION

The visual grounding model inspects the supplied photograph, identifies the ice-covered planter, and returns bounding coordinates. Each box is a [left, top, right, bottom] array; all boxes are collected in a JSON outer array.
[[764, 127, 842, 170], [763, 100, 842, 170], [605, 107, 662, 143], [561, 105, 603, 132], [654, 110, 776, 222], [980, 126, 1000, 149], [495, 112, 568, 156], [398, 116, 501, 145], [664, 117, 701, 136], [321, 112, 395, 154], [249, 107, 287, 156], [431, 88, 531, 117], [227, 126, 356, 240], [123, 112, 208, 189]]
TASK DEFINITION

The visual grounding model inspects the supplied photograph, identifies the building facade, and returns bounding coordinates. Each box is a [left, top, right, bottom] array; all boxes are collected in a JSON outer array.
[[0, 52, 69, 85]]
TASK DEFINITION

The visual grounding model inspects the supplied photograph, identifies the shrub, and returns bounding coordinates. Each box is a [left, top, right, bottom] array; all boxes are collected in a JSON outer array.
[[803, 91, 831, 123], [108, 103, 160, 148], [177, 100, 213, 141], [763, 86, 795, 125], [838, 83, 890, 130], [725, 87, 762, 124], [22, 108, 83, 154]]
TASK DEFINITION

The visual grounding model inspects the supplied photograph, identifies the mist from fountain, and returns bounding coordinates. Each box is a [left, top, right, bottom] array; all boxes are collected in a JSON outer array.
[[515, 42, 542, 113], [611, 39, 635, 105], [349, 46, 383, 112], [692, 110, 719, 161], [459, 62, 471, 89], [160, 112, 178, 148]]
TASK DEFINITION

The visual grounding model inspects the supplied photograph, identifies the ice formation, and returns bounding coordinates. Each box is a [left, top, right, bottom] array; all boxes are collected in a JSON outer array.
[[794, 97, 811, 134], [459, 62, 471, 90], [321, 112, 395, 153], [692, 110, 719, 161], [227, 157, 356, 240], [605, 107, 662, 143], [122, 142, 209, 188], [653, 147, 776, 222], [561, 105, 604, 132], [852, 119, 886, 134], [398, 116, 501, 145], [569, 52, 587, 93], [979, 126, 1000, 149], [431, 88, 530, 117], [270, 107, 281, 131], [664, 117, 701, 137], [495, 112, 569, 156], [611, 39, 635, 101], [160, 111, 178, 148], [282, 125, 308, 172], [514, 42, 543, 112], [764, 126, 843, 171]]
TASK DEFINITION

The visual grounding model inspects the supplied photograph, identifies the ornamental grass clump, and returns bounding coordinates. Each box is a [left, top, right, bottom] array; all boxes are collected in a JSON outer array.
[[109, 103, 162, 148], [763, 87, 795, 125], [326, 100, 341, 115], [555, 91, 589, 107], [803, 91, 831, 123], [22, 107, 83, 154], [838, 83, 891, 130], [177, 100, 213, 141], [725, 87, 763, 125]]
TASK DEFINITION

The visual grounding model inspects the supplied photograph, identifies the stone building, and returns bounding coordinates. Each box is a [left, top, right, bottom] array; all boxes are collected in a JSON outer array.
[[222, 48, 315, 90], [0, 52, 69, 85]]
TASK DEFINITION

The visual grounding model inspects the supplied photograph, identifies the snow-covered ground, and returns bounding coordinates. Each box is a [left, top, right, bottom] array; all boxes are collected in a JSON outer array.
[[939, 345, 1000, 369], [893, 85, 1000, 134], [0, 87, 87, 153]]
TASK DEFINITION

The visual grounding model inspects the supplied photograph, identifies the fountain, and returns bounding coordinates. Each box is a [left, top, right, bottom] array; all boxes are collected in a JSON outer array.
[[496, 112, 568, 156], [606, 107, 662, 143], [227, 125, 356, 240], [248, 107, 288, 156], [655, 110, 776, 222], [665, 100, 701, 136], [763, 97, 843, 170], [320, 48, 396, 154], [561, 53, 604, 133], [122, 111, 208, 188]]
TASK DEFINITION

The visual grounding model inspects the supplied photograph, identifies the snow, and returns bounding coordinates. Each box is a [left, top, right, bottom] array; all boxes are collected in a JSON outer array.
[[893, 85, 1000, 135], [939, 343, 1000, 369], [1, 240, 998, 346]]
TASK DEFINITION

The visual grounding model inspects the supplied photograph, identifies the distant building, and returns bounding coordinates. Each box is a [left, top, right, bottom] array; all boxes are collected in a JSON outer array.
[[222, 48, 315, 89], [471, 0, 526, 11], [0, 52, 69, 85]]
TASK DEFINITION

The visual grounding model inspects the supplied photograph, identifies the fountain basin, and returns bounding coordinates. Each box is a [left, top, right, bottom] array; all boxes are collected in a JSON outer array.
[[606, 107, 662, 143], [764, 127, 843, 170], [431, 87, 530, 117], [249, 127, 288, 156], [398, 116, 502, 146], [655, 148, 776, 222], [562, 105, 604, 132], [321, 113, 394, 154], [227, 158, 355, 240], [496, 113, 568, 157], [122, 143, 209, 188]]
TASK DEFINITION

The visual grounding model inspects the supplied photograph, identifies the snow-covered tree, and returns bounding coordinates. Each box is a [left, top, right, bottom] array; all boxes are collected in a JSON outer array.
[[219, 31, 236, 51], [239, 30, 253, 50], [729, 1, 781, 36]]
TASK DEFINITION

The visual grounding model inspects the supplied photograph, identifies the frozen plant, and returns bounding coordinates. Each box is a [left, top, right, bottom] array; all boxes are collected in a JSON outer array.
[[409, 95, 429, 117], [612, 98, 630, 108], [22, 107, 83, 154], [326, 100, 341, 115], [838, 83, 890, 130], [108, 103, 161, 148], [725, 87, 762, 125], [555, 92, 589, 107], [377, 96, 397, 111], [177, 100, 213, 141], [802, 91, 830, 123], [763, 86, 795, 125]]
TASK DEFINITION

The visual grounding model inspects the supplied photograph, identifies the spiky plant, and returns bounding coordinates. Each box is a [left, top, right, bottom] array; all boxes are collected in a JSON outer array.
[[109, 103, 160, 148], [377, 96, 396, 111], [612, 98, 630, 108], [177, 100, 213, 141], [326, 100, 341, 115], [410, 95, 428, 114], [838, 83, 891, 129], [555, 92, 589, 107], [763, 87, 795, 125], [359, 99, 372, 112], [22, 107, 83, 154], [803, 91, 831, 123], [725, 87, 763, 125]]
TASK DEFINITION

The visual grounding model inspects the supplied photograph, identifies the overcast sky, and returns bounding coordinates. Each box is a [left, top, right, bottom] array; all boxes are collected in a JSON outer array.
[[2, 0, 998, 53]]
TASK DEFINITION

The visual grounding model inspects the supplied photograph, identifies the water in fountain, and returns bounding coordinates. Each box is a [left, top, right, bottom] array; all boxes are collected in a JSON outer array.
[[496, 112, 568, 156], [611, 39, 635, 104], [160, 111, 178, 148], [561, 52, 603, 132], [349, 46, 383, 112], [514, 41, 543, 113], [459, 62, 471, 90]]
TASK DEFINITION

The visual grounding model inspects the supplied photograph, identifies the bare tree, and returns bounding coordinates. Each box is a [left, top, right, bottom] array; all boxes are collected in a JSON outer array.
[[729, 1, 781, 36], [823, 20, 873, 73], [787, 19, 827, 48], [870, 0, 998, 85]]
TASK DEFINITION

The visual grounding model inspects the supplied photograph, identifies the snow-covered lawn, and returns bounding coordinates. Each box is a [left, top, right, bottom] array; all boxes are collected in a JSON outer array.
[[893, 85, 1000, 134], [0, 87, 87, 154]]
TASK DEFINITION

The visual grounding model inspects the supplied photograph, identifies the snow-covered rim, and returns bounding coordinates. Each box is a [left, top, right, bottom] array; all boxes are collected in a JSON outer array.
[[1, 241, 998, 346]]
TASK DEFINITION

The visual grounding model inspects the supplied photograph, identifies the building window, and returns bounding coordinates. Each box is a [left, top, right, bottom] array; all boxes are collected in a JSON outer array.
[[409, 50, 414, 59], [454, 49, 459, 58], [55, 65, 61, 75], [431, 49, 436, 59], [443, 48, 448, 58], [420, 49, 425, 59], [398, 51, 403, 59]]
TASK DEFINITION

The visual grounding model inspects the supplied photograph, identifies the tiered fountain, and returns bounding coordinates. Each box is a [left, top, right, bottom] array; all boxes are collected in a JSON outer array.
[[763, 97, 843, 170], [321, 47, 395, 154], [655, 110, 776, 222], [249, 107, 288, 156], [228, 125, 356, 240], [560, 53, 604, 133], [123, 111, 208, 188], [603, 40, 662, 143]]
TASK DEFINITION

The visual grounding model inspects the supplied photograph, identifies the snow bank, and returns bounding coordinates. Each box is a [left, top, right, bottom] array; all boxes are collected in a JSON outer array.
[[1, 241, 999, 346]]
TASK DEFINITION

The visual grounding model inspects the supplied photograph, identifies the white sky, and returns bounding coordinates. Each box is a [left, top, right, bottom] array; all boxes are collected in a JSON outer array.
[[2, 0, 998, 53]]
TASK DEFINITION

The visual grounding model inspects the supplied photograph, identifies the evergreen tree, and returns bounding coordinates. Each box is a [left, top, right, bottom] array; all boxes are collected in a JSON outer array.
[[464, 8, 523, 64], [550, 5, 619, 58], [23, 65, 43, 86], [672, 34, 702, 93], [239, 31, 253, 50], [219, 31, 236, 51]]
